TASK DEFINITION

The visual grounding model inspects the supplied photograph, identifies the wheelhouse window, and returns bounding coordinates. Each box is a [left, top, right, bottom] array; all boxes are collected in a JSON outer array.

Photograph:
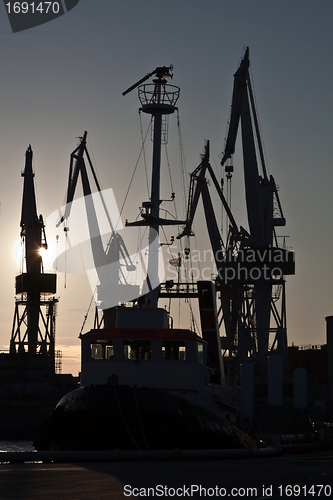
[[91, 341, 114, 359], [123, 340, 151, 360], [162, 341, 186, 360], [197, 343, 206, 364]]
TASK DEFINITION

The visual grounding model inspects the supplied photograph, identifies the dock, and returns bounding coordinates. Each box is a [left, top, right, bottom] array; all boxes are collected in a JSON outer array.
[[0, 451, 332, 499]]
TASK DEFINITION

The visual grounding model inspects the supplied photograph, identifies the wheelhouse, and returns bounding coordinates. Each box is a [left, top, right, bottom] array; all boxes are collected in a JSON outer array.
[[80, 328, 209, 394]]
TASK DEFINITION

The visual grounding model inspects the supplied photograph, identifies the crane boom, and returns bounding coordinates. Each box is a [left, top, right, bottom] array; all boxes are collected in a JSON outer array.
[[178, 141, 238, 242]]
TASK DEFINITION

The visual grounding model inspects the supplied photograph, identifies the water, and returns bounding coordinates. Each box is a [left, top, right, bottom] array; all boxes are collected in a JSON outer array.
[[0, 440, 34, 452]]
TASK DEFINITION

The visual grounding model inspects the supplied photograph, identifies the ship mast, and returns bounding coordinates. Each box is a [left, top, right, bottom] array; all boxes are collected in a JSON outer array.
[[124, 67, 184, 308]]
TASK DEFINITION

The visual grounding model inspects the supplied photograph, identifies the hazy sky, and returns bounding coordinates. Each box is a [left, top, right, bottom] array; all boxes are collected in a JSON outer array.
[[0, 1, 332, 375]]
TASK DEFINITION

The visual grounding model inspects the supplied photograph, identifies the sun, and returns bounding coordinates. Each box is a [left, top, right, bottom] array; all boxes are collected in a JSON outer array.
[[39, 243, 56, 270], [39, 246, 47, 257], [12, 239, 56, 271]]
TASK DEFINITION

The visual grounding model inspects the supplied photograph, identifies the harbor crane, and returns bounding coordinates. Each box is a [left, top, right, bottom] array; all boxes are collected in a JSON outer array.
[[57, 132, 138, 328], [178, 48, 295, 374], [10, 146, 57, 360]]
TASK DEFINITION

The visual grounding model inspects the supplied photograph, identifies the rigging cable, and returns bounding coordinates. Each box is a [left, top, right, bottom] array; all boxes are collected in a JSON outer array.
[[87, 134, 103, 190], [175, 111, 202, 325], [164, 143, 182, 258], [115, 120, 151, 228], [211, 148, 225, 245], [177, 110, 201, 273], [139, 110, 151, 197], [248, 65, 270, 179], [79, 292, 96, 336], [176, 110, 189, 220], [64, 224, 68, 289]]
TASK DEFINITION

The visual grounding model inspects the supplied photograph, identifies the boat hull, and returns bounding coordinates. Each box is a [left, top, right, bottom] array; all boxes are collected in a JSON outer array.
[[34, 385, 245, 451]]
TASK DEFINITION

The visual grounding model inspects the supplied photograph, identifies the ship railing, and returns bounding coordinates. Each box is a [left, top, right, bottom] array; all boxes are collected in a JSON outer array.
[[138, 84, 180, 107], [296, 344, 325, 351], [159, 281, 198, 297], [276, 242, 294, 251]]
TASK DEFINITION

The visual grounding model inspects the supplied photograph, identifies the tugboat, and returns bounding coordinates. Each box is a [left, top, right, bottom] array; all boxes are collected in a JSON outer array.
[[34, 65, 256, 452]]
